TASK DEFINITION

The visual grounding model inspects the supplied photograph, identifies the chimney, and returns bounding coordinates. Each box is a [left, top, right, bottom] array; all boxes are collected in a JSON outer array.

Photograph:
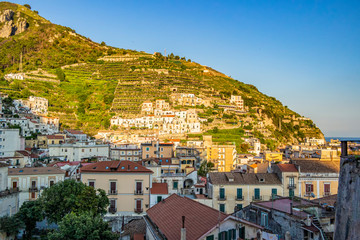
[[181, 216, 186, 240], [290, 202, 293, 215], [341, 141, 348, 157]]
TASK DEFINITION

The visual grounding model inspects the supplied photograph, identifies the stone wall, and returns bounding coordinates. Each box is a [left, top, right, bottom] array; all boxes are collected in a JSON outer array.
[[334, 156, 360, 240]]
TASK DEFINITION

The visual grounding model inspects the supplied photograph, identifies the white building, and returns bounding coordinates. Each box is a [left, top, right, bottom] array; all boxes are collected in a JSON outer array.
[[65, 129, 88, 141], [0, 163, 20, 220], [230, 95, 244, 110], [0, 128, 24, 157], [8, 167, 65, 207], [48, 141, 110, 162], [22, 96, 48, 114], [149, 182, 170, 208]]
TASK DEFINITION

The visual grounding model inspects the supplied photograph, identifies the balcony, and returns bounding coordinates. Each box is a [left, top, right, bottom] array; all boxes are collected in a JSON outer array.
[[287, 184, 296, 189], [134, 190, 143, 195], [218, 196, 226, 201], [236, 196, 244, 201], [29, 187, 38, 192], [108, 190, 118, 195], [323, 192, 331, 197], [134, 208, 143, 214], [252, 196, 263, 201], [108, 207, 117, 214]]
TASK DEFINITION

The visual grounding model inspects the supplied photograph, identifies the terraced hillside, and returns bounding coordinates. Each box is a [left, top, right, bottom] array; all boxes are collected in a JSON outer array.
[[0, 2, 324, 146]]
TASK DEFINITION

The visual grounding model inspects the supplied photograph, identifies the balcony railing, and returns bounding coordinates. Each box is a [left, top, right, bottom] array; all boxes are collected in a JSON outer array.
[[134, 208, 143, 214], [252, 196, 263, 201], [287, 184, 296, 189], [134, 190, 143, 195], [108, 190, 118, 195], [109, 207, 117, 214], [323, 192, 331, 197], [236, 196, 244, 201], [218, 196, 226, 201], [29, 187, 38, 192]]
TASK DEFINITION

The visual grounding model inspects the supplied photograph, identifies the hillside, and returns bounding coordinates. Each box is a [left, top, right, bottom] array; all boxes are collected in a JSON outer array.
[[0, 2, 323, 150]]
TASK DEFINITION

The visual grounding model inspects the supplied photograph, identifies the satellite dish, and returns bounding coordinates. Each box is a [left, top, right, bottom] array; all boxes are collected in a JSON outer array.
[[310, 192, 315, 198]]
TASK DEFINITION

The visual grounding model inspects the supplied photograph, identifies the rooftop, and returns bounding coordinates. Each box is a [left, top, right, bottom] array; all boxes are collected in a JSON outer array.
[[151, 183, 168, 195], [291, 159, 340, 173], [146, 194, 228, 240], [8, 167, 65, 176], [277, 164, 298, 172], [209, 172, 281, 185], [81, 160, 153, 173]]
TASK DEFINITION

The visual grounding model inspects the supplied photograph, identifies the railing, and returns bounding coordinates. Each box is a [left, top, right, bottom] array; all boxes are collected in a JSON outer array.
[[29, 187, 38, 192], [218, 196, 226, 201], [108, 207, 117, 214], [108, 190, 118, 195], [252, 196, 263, 201], [236, 196, 244, 201], [161, 172, 186, 177], [0, 188, 20, 197], [287, 184, 296, 189], [134, 190, 143, 195], [134, 208, 143, 214], [323, 192, 331, 197]]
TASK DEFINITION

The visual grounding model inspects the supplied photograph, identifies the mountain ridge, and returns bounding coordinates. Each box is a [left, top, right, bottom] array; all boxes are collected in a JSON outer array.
[[0, 2, 324, 150]]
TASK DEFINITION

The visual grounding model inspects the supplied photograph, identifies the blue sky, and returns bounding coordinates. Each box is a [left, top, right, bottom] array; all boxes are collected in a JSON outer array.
[[9, 0, 360, 137]]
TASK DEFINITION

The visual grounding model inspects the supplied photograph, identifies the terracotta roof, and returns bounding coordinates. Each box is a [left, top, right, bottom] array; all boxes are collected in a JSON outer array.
[[8, 167, 65, 176], [122, 219, 146, 239], [0, 162, 9, 168], [314, 194, 338, 207], [151, 183, 168, 194], [277, 164, 298, 172], [291, 159, 340, 173], [146, 194, 228, 240], [16, 150, 31, 157], [133, 233, 145, 240], [209, 172, 281, 185], [195, 194, 207, 199], [81, 160, 153, 173], [66, 129, 85, 135], [302, 225, 320, 233]]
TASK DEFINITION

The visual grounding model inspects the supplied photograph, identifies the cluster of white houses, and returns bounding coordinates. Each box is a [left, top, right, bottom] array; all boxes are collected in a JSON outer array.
[[111, 108, 202, 134]]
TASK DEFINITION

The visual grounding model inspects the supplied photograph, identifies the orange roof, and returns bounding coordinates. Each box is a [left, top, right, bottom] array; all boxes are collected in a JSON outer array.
[[277, 164, 298, 172], [46, 135, 64, 140], [81, 160, 153, 173], [249, 163, 258, 168], [66, 129, 85, 135], [163, 115, 175, 117], [151, 183, 168, 194]]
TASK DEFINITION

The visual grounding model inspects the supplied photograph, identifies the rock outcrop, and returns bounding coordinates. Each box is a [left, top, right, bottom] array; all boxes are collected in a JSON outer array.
[[0, 9, 28, 38]]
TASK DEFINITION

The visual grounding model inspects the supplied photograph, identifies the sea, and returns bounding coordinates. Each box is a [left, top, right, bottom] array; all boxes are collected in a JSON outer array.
[[325, 137, 360, 143]]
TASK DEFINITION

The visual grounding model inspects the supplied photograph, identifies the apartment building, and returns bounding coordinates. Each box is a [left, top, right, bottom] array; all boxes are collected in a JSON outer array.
[[272, 164, 299, 197], [208, 172, 283, 214], [206, 144, 237, 172], [8, 167, 65, 206], [141, 141, 173, 160], [81, 160, 153, 216], [0, 128, 24, 157], [110, 144, 141, 161], [230, 95, 244, 110]]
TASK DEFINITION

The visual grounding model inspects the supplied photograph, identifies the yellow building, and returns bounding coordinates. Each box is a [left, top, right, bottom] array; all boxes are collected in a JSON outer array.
[[81, 160, 153, 216], [208, 172, 283, 214], [272, 163, 299, 197], [264, 152, 283, 162], [291, 158, 340, 199], [206, 144, 237, 172]]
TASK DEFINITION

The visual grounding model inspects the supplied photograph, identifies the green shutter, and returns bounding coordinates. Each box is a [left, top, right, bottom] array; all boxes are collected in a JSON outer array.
[[272, 188, 277, 197], [289, 189, 294, 197], [237, 204, 243, 210], [173, 181, 178, 189], [254, 188, 260, 199], [228, 230, 232, 240], [237, 188, 242, 199], [239, 226, 245, 238], [220, 204, 225, 213], [220, 188, 225, 199], [206, 235, 214, 240], [157, 196, 162, 203]]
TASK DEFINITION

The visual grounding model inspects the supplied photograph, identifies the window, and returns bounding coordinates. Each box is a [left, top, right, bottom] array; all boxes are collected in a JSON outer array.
[[261, 212, 269, 227], [239, 226, 245, 239], [135, 182, 142, 194], [50, 180, 55, 187], [12, 181, 17, 189], [219, 204, 225, 213], [236, 204, 243, 211], [237, 188, 243, 200], [219, 188, 225, 200], [135, 199, 142, 213], [324, 183, 330, 196], [271, 188, 277, 198], [109, 199, 116, 213], [110, 182, 117, 194], [218, 231, 227, 240], [121, 151, 125, 155], [160, 147, 164, 152], [306, 183, 313, 196], [31, 191, 36, 199], [289, 177, 295, 187], [161, 155, 164, 158], [82, 149, 84, 153], [157, 196, 162, 203], [31, 180, 36, 188], [146, 147, 150, 152], [254, 188, 260, 200], [206, 235, 214, 240], [88, 181, 95, 188], [146, 154, 149, 158], [289, 189, 294, 198], [228, 229, 236, 240], [173, 181, 178, 190]]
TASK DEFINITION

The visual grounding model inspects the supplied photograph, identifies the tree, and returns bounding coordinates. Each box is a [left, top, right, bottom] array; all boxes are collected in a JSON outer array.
[[48, 213, 117, 240], [24, 4, 31, 9], [198, 161, 215, 177], [56, 68, 66, 82], [39, 180, 109, 223], [100, 41, 106, 46], [0, 215, 22, 239], [16, 200, 44, 240]]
